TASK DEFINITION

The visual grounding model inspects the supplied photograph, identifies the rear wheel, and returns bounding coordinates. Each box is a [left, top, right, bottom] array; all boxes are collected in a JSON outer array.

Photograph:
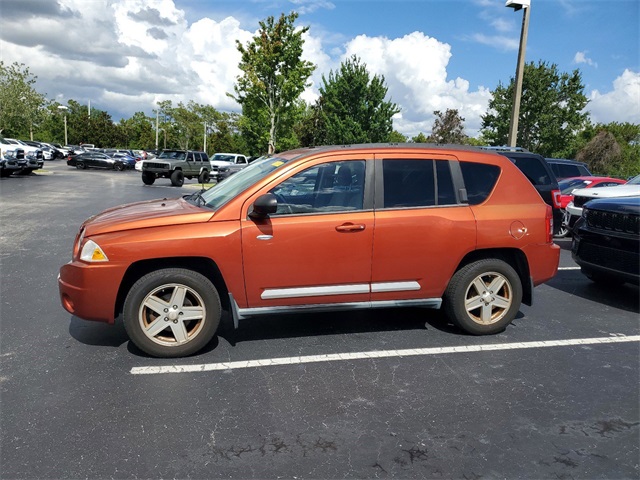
[[198, 170, 210, 183], [123, 268, 221, 357], [76, 162, 86, 170], [443, 259, 522, 335], [170, 169, 184, 187], [555, 209, 571, 238], [142, 171, 155, 185], [115, 162, 125, 171]]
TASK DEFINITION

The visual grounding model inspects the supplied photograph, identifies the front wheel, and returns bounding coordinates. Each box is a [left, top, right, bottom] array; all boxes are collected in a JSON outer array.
[[198, 170, 210, 183], [170, 169, 184, 187], [115, 162, 125, 171], [123, 268, 221, 357], [443, 259, 522, 335], [142, 171, 155, 185]]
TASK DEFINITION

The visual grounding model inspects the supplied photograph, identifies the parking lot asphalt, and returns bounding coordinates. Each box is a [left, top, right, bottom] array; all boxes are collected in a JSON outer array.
[[1, 162, 639, 479]]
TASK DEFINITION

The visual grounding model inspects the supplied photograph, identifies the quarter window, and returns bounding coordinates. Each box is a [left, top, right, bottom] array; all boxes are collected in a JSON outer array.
[[460, 162, 501, 205]]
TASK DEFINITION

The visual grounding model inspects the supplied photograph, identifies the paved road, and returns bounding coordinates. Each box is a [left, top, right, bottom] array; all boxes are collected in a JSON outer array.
[[1, 162, 638, 479]]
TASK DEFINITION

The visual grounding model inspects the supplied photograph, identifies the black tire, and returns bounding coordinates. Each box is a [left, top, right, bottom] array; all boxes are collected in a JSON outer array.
[[170, 169, 184, 187], [0, 169, 12, 178], [17, 168, 35, 175], [123, 268, 221, 357], [443, 259, 522, 335], [198, 170, 210, 183], [115, 162, 125, 171], [142, 171, 155, 185], [76, 162, 86, 170]]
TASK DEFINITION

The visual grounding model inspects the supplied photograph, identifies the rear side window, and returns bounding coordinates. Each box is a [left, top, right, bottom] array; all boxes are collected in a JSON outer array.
[[505, 155, 552, 186], [381, 159, 457, 208], [460, 162, 500, 205]]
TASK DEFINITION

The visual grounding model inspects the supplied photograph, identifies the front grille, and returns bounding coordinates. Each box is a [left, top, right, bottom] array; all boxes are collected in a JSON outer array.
[[587, 209, 639, 235], [577, 242, 639, 276], [144, 162, 169, 169]]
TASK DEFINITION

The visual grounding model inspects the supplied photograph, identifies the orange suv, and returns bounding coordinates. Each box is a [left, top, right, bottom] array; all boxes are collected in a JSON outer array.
[[58, 144, 560, 357]]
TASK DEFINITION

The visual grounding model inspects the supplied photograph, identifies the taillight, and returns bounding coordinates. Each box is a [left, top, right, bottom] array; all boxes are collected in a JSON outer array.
[[551, 189, 562, 208], [545, 205, 553, 243]]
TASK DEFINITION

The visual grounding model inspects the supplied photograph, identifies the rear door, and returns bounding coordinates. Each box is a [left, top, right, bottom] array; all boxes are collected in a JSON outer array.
[[370, 154, 477, 301]]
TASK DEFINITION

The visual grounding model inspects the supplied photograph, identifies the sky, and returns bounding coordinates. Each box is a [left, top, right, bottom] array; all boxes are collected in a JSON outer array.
[[1, 0, 638, 138]]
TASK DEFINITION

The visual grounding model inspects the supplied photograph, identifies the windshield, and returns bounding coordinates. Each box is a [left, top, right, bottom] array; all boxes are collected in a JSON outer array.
[[212, 154, 235, 161], [158, 150, 186, 160], [198, 156, 290, 210], [626, 174, 640, 185], [558, 178, 590, 194]]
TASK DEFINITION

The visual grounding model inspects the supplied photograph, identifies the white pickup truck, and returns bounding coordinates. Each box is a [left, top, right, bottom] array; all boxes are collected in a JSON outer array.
[[209, 152, 249, 182]]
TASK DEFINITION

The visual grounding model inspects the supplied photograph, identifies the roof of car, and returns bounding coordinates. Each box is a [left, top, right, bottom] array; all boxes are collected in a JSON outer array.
[[274, 143, 504, 161]]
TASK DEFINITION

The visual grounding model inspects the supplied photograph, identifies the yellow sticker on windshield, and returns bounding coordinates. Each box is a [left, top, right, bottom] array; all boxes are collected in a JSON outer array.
[[271, 161, 284, 167]]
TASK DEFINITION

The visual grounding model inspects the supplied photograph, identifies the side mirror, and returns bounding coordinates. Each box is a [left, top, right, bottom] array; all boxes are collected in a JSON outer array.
[[249, 193, 278, 219]]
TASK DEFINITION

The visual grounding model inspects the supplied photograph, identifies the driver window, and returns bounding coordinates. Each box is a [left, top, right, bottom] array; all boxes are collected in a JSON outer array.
[[269, 160, 365, 215]]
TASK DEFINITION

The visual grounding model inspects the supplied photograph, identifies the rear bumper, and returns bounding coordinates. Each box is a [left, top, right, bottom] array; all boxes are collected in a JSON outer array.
[[525, 242, 561, 286]]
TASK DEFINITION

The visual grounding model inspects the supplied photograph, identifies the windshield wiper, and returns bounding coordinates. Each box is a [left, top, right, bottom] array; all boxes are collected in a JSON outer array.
[[187, 190, 209, 208]]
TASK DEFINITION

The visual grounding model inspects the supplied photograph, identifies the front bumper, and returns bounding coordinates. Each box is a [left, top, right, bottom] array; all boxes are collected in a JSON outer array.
[[572, 218, 640, 285], [58, 260, 128, 324]]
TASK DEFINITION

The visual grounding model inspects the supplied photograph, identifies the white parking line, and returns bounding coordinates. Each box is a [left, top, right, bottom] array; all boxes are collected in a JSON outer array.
[[130, 335, 640, 375], [558, 266, 581, 270]]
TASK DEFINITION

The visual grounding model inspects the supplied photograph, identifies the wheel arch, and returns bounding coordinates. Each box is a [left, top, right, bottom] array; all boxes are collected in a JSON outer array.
[[452, 248, 533, 306], [115, 256, 230, 319]]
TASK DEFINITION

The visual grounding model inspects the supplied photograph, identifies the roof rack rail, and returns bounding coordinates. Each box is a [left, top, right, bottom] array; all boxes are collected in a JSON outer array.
[[479, 145, 530, 152]]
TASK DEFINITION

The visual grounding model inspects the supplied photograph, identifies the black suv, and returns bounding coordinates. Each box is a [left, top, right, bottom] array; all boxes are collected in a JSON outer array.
[[545, 158, 592, 180], [481, 147, 562, 235], [572, 196, 640, 285], [142, 150, 210, 187]]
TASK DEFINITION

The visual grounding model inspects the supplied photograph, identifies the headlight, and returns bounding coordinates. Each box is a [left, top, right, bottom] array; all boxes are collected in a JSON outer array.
[[80, 239, 109, 262]]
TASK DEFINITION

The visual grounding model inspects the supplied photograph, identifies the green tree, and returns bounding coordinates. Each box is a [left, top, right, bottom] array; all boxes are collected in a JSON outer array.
[[317, 55, 400, 145], [232, 12, 315, 154], [481, 61, 589, 156], [575, 123, 640, 177], [0, 61, 48, 138], [411, 132, 429, 143], [388, 130, 407, 143], [431, 109, 467, 144]]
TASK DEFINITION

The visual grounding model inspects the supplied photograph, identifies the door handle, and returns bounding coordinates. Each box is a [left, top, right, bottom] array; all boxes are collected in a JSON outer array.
[[335, 223, 366, 232]]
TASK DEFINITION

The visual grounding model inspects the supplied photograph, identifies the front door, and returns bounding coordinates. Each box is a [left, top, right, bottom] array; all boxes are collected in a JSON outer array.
[[241, 158, 374, 308]]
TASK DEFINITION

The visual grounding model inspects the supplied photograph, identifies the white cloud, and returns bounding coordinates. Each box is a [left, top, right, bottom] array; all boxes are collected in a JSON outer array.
[[336, 32, 492, 137], [587, 69, 640, 124], [574, 51, 597, 68], [0, 0, 635, 142]]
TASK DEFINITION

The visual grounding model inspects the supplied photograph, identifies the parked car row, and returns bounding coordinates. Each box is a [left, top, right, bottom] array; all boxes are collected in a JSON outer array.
[[0, 136, 44, 176]]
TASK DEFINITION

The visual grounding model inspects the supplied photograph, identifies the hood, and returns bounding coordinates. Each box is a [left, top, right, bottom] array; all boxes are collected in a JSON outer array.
[[585, 196, 640, 215], [573, 184, 640, 199], [83, 197, 214, 236]]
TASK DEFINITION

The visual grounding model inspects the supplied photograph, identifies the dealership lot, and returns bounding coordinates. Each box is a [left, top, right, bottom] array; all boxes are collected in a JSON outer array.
[[1, 163, 638, 479]]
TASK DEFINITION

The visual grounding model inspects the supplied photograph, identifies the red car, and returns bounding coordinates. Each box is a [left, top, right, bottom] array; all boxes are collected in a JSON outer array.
[[556, 176, 627, 237]]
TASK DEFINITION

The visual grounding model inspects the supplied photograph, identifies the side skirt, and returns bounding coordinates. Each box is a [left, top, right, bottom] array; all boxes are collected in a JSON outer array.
[[228, 293, 442, 329]]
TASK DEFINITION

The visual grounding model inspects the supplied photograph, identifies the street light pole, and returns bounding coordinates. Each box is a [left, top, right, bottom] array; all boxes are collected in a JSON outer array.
[[57, 105, 69, 145], [155, 109, 159, 151], [203, 122, 207, 154], [506, 0, 531, 148]]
